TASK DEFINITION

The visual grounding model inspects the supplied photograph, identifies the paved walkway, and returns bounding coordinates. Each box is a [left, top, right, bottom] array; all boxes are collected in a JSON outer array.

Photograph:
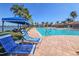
[[28, 28, 79, 56]]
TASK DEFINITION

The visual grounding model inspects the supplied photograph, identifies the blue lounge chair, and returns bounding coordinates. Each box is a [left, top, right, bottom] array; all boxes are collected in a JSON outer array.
[[0, 34, 36, 56], [20, 29, 41, 44]]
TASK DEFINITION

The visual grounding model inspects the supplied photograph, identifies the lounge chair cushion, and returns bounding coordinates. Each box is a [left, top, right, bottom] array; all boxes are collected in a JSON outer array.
[[11, 44, 36, 54], [0, 35, 17, 53], [23, 35, 41, 42], [0, 35, 36, 55], [21, 29, 41, 43]]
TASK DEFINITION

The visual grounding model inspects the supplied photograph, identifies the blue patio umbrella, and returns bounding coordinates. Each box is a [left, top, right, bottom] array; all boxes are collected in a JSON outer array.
[[1, 17, 30, 32]]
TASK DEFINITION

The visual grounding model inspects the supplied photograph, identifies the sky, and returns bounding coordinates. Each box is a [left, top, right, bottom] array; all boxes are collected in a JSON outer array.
[[0, 3, 79, 26]]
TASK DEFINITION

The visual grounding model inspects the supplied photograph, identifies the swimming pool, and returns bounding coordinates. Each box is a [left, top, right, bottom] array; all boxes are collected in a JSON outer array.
[[37, 28, 79, 36]]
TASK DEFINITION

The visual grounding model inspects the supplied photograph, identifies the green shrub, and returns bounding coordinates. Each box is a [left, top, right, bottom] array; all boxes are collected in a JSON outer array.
[[11, 32, 22, 41], [0, 31, 22, 41]]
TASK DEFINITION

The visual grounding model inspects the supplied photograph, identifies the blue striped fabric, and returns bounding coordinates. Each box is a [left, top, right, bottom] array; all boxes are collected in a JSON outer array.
[[0, 35, 36, 55], [0, 35, 17, 53], [21, 29, 41, 43]]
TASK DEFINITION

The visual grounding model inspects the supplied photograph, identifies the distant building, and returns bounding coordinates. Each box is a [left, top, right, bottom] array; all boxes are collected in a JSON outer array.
[[53, 21, 79, 29]]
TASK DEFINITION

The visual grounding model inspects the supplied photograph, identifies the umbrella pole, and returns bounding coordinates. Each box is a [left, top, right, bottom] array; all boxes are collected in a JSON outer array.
[[2, 21, 4, 32]]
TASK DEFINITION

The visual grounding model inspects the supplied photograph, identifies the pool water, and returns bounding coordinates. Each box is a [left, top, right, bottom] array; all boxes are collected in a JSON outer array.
[[37, 28, 79, 36]]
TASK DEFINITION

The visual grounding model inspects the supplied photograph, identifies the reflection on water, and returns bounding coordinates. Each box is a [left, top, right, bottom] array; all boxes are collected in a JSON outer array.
[[0, 26, 18, 31]]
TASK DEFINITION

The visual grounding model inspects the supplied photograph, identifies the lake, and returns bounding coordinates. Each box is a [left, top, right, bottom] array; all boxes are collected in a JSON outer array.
[[0, 26, 18, 31]]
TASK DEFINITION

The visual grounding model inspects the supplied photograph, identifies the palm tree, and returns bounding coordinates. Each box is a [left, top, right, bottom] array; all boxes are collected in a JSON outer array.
[[27, 15, 34, 25], [56, 21, 59, 24], [36, 22, 39, 27], [41, 22, 44, 27], [10, 4, 23, 17], [70, 11, 77, 21], [66, 18, 73, 23], [11, 4, 33, 24], [34, 22, 37, 27], [45, 22, 49, 27], [21, 8, 30, 19], [61, 21, 66, 24], [49, 22, 53, 27]]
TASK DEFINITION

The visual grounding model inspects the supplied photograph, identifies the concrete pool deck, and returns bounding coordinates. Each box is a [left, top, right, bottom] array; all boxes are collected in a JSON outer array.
[[28, 28, 79, 56]]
